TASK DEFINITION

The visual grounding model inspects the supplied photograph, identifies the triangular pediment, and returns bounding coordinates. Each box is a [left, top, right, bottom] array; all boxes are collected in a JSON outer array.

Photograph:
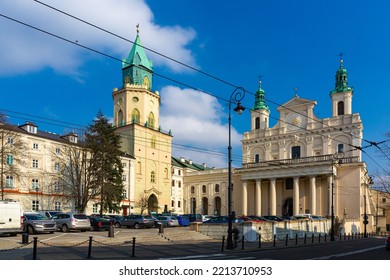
[[277, 96, 317, 113]]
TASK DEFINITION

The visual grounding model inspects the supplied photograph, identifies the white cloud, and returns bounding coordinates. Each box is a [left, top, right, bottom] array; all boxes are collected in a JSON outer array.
[[0, 0, 196, 76], [160, 86, 243, 168]]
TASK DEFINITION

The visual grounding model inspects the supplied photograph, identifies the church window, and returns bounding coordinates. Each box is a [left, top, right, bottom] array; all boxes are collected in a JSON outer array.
[[118, 110, 124, 126], [215, 184, 220, 193], [191, 186, 195, 194], [151, 171, 155, 183], [286, 178, 293, 190], [137, 161, 142, 174], [337, 101, 344, 115], [124, 75, 131, 85], [338, 144, 344, 153], [151, 136, 156, 148], [148, 112, 155, 129], [255, 154, 260, 163], [291, 146, 301, 159], [255, 117, 260, 129], [132, 109, 140, 124], [202, 185, 207, 194]]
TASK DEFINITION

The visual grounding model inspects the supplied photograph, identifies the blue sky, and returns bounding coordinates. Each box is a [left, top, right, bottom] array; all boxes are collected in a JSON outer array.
[[1, 0, 390, 178]]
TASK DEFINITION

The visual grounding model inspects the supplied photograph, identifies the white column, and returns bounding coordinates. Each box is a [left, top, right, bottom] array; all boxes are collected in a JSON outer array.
[[270, 179, 276, 215], [255, 180, 262, 216], [242, 181, 248, 216], [328, 175, 332, 216], [310, 176, 316, 215], [293, 177, 300, 215]]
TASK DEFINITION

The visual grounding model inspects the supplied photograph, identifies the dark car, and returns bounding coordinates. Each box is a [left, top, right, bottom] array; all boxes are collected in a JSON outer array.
[[177, 215, 190, 226], [114, 214, 155, 229], [88, 216, 112, 231], [203, 215, 243, 224], [262, 215, 284, 222], [181, 214, 202, 223], [386, 236, 390, 250]]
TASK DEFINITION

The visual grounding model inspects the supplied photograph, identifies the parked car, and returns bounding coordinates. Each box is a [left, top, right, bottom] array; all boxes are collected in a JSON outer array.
[[114, 214, 155, 229], [181, 214, 202, 223], [51, 213, 91, 232], [203, 215, 243, 224], [88, 216, 112, 231], [22, 213, 56, 234], [245, 215, 266, 222], [262, 215, 284, 222], [177, 215, 190, 227], [155, 216, 179, 227], [201, 215, 214, 222], [386, 236, 390, 251]]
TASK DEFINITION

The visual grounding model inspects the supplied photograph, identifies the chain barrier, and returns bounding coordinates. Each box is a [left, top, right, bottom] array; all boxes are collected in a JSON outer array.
[[37, 239, 89, 248], [91, 239, 131, 247], [0, 241, 33, 252]]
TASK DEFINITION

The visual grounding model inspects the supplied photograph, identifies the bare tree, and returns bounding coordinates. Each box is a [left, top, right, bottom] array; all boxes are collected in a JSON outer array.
[[134, 193, 149, 215], [0, 114, 27, 200]]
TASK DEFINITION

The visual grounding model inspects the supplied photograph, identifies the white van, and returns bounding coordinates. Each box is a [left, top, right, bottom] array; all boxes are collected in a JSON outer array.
[[0, 200, 23, 235]]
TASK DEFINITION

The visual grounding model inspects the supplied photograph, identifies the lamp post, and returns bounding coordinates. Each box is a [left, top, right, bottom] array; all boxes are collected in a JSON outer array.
[[331, 152, 344, 241], [226, 87, 246, 250]]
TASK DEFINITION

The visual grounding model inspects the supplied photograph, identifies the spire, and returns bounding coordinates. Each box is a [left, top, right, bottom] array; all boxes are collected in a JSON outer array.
[[121, 25, 153, 89], [252, 79, 270, 112], [331, 53, 352, 94]]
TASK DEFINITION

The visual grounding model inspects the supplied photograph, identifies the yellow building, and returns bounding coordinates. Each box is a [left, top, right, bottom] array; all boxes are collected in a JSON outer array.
[[112, 29, 173, 215]]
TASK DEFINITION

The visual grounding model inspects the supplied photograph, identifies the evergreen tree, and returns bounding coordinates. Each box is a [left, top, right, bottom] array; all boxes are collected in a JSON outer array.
[[85, 111, 124, 215]]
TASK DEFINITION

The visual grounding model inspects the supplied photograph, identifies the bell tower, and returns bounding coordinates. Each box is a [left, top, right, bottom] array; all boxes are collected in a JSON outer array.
[[330, 55, 353, 116], [112, 26, 172, 214]]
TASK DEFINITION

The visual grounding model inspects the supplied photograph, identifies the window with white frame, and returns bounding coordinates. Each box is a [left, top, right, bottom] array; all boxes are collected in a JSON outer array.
[[5, 176, 14, 188], [54, 181, 60, 192], [122, 189, 127, 199], [32, 200, 39, 211], [54, 162, 60, 172], [122, 174, 127, 181], [32, 179, 39, 190], [151, 171, 155, 183], [54, 202, 61, 211], [7, 137, 14, 144], [6, 155, 13, 165], [93, 203, 98, 213], [33, 143, 39, 150], [32, 159, 39, 168]]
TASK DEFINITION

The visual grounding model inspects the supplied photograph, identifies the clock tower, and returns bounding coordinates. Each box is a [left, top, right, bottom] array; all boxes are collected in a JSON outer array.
[[112, 27, 172, 214]]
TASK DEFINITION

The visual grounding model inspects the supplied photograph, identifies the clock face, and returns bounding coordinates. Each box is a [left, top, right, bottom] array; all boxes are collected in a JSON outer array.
[[285, 113, 306, 131]]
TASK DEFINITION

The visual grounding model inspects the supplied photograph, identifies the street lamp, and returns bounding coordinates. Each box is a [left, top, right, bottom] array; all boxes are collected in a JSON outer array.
[[226, 87, 246, 250], [331, 152, 344, 241]]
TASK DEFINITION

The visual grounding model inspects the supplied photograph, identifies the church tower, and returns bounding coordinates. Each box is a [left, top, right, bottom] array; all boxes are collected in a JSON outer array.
[[251, 80, 270, 130], [330, 56, 353, 116], [112, 27, 173, 214]]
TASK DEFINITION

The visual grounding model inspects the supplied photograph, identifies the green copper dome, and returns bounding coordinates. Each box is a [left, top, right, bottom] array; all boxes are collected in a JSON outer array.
[[252, 81, 270, 112], [331, 59, 352, 94]]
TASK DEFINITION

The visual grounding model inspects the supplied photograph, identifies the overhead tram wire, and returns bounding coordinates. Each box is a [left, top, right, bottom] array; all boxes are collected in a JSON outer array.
[[32, 0, 379, 145], [0, 13, 386, 168]]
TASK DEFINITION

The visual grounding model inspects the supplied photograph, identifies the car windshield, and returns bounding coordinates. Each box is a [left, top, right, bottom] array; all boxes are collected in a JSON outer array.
[[25, 214, 47, 220]]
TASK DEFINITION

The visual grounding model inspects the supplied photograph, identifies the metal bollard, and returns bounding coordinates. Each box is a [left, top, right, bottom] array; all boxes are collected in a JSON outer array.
[[241, 237, 244, 249], [295, 234, 298, 245], [285, 234, 289, 246], [273, 234, 276, 247], [131, 237, 136, 257], [159, 223, 164, 234], [87, 236, 93, 258], [318, 233, 321, 243], [33, 237, 38, 260], [22, 232, 29, 244], [108, 225, 115, 238], [304, 233, 307, 244], [221, 236, 225, 251], [312, 234, 314, 244], [258, 234, 261, 248]]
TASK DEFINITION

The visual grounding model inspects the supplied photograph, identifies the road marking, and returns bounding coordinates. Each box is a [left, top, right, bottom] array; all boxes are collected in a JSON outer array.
[[159, 253, 226, 260], [310, 245, 384, 259], [40, 233, 67, 242]]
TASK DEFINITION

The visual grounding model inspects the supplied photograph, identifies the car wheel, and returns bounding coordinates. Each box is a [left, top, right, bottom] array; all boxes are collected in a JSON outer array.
[[27, 226, 35, 235], [115, 222, 121, 228], [134, 223, 141, 229], [61, 224, 69, 232]]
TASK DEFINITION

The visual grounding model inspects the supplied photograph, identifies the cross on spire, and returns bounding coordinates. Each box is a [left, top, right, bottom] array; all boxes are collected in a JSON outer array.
[[339, 52, 344, 66], [136, 23, 140, 34]]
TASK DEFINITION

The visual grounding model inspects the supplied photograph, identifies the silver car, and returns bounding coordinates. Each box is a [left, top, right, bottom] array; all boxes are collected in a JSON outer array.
[[51, 213, 91, 232], [156, 216, 180, 227], [22, 214, 56, 234]]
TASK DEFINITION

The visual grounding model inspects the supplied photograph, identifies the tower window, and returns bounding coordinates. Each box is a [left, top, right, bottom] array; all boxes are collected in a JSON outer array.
[[132, 109, 140, 124], [255, 154, 260, 163], [337, 101, 344, 116], [255, 117, 260, 129], [151, 171, 155, 183], [338, 144, 344, 153], [148, 112, 155, 129]]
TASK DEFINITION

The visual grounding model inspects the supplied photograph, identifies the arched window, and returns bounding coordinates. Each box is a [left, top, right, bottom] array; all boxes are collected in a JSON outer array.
[[337, 101, 344, 116], [137, 161, 142, 174], [151, 171, 155, 183], [148, 112, 155, 129], [143, 76, 150, 89], [202, 185, 207, 194], [118, 110, 124, 126], [132, 109, 140, 124], [291, 146, 301, 159], [215, 184, 220, 193], [151, 136, 156, 148], [164, 168, 169, 179], [255, 117, 260, 129], [124, 75, 131, 85]]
